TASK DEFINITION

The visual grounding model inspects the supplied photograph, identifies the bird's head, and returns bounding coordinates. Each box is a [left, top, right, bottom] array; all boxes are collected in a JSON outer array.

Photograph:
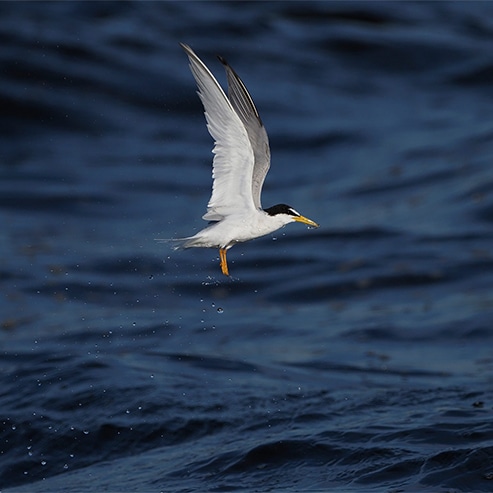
[[264, 204, 319, 228]]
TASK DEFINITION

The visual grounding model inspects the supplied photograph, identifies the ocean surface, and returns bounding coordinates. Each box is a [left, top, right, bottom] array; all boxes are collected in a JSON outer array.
[[1, 2, 493, 492]]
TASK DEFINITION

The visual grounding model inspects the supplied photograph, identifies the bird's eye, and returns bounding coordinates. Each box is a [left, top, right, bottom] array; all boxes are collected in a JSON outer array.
[[288, 208, 300, 217]]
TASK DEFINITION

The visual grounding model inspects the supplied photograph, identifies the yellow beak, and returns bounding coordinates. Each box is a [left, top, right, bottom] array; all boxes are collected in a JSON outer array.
[[294, 215, 319, 228]]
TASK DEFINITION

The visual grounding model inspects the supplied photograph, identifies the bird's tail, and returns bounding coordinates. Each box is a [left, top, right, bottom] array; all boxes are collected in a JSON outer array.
[[154, 237, 198, 250]]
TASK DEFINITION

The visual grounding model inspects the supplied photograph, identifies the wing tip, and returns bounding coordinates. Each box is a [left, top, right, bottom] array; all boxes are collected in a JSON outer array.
[[217, 54, 228, 66]]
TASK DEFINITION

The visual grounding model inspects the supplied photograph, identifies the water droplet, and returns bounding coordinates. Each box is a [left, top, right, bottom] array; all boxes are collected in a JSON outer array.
[[217, 307, 224, 314], [41, 461, 46, 466]]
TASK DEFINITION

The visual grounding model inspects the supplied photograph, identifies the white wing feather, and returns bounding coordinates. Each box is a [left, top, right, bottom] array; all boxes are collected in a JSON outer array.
[[218, 56, 271, 210], [181, 44, 256, 221]]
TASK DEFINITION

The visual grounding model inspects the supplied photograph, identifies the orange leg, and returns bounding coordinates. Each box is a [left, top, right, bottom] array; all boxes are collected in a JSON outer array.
[[219, 248, 229, 276]]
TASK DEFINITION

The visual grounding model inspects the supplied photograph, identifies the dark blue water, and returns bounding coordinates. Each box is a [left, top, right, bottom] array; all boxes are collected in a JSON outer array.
[[2, 2, 493, 492]]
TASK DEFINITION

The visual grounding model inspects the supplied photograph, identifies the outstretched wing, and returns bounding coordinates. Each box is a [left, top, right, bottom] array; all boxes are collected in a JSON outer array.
[[181, 44, 256, 221], [218, 56, 271, 210]]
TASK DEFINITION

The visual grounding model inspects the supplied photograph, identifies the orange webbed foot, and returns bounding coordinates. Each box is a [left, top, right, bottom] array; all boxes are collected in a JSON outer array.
[[219, 248, 230, 276]]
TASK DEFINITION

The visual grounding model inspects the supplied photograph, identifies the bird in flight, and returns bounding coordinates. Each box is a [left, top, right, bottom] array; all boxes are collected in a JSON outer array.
[[172, 44, 319, 276]]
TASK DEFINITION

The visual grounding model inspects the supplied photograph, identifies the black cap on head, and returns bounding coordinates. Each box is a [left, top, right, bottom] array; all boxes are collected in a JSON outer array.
[[264, 204, 299, 217]]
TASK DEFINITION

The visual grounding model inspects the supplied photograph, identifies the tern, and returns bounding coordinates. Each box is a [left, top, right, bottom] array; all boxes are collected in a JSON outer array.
[[172, 44, 319, 276]]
